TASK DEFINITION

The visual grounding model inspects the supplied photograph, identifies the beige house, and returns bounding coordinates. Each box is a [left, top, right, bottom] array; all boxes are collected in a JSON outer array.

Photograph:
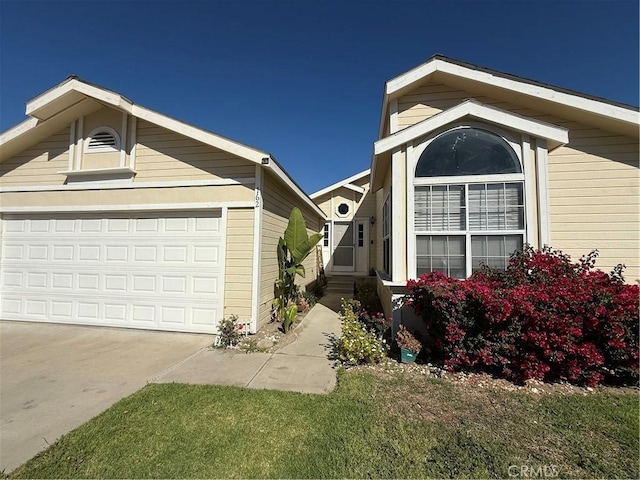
[[318, 55, 639, 321], [0, 76, 325, 334], [311, 169, 376, 277]]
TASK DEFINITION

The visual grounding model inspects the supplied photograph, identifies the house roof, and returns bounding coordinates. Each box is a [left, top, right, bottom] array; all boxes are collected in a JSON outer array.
[[310, 169, 370, 199], [371, 100, 570, 191], [377, 54, 640, 141], [371, 55, 640, 191], [0, 76, 326, 219]]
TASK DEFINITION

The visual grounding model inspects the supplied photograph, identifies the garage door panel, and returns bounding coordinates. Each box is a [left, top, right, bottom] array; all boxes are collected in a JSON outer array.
[[0, 211, 224, 334]]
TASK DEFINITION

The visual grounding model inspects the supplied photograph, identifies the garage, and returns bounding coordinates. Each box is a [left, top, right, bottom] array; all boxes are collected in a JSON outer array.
[[0, 210, 224, 334]]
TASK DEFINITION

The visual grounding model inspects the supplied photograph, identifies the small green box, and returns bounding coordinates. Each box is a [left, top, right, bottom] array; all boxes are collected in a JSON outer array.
[[400, 348, 418, 364]]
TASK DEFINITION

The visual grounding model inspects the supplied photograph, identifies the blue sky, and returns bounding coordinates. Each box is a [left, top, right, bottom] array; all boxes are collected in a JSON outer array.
[[1, 0, 638, 194]]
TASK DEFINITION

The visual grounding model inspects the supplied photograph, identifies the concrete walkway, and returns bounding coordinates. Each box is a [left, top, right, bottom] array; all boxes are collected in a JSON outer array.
[[154, 293, 344, 394]]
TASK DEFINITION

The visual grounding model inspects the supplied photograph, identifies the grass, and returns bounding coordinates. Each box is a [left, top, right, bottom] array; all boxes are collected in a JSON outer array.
[[9, 369, 639, 479]]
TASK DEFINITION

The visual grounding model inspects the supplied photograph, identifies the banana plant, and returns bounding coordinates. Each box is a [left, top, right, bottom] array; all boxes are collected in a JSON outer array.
[[274, 207, 322, 327]]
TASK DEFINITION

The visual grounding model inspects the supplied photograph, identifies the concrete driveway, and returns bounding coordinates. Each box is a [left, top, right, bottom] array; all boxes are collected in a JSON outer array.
[[0, 321, 212, 473]]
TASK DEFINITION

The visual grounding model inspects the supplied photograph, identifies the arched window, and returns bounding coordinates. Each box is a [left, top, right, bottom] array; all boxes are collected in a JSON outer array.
[[413, 127, 525, 279], [415, 128, 521, 177], [85, 127, 120, 153]]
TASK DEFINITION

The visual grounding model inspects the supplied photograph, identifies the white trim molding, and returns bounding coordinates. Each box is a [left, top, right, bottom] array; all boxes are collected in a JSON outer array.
[[251, 164, 263, 333], [310, 169, 370, 199], [375, 99, 568, 156], [391, 147, 403, 282], [385, 56, 640, 126], [0, 201, 256, 214], [0, 177, 255, 193], [535, 139, 551, 247], [3, 76, 324, 222], [58, 166, 135, 177], [521, 135, 537, 246]]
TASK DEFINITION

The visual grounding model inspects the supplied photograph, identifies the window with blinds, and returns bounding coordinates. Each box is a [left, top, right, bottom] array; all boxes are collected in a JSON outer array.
[[413, 127, 525, 279]]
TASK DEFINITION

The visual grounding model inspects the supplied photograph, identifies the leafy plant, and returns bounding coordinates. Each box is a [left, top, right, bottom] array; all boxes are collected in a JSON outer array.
[[310, 281, 325, 298], [273, 207, 322, 328], [216, 315, 242, 348], [404, 246, 639, 386], [300, 289, 317, 308], [336, 299, 387, 365], [396, 325, 422, 353], [354, 280, 383, 314], [282, 303, 298, 334]]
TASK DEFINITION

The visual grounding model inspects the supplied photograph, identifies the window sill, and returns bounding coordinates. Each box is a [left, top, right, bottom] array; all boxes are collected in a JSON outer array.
[[58, 167, 136, 177]]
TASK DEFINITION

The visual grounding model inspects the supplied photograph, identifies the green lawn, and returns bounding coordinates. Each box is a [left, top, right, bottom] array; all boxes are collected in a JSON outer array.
[[8, 370, 639, 479]]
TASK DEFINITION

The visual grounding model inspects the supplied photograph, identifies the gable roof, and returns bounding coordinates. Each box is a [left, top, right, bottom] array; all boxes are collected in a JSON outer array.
[[310, 169, 370, 199], [378, 54, 639, 140], [376, 99, 569, 155], [371, 100, 570, 191], [0, 76, 326, 218]]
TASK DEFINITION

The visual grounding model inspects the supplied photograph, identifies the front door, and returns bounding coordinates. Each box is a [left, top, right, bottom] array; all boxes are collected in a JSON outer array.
[[332, 221, 354, 272], [354, 218, 369, 274]]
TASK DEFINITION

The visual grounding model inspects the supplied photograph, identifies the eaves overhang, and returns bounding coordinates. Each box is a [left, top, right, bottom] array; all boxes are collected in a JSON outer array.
[[1, 76, 325, 219], [377, 54, 639, 143], [371, 99, 569, 191], [310, 169, 371, 199]]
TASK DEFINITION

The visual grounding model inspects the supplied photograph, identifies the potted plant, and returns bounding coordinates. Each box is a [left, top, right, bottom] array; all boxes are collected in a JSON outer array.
[[396, 325, 421, 363]]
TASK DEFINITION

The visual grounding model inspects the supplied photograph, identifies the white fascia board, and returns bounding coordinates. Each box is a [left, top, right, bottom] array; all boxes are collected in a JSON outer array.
[[374, 100, 568, 155], [310, 169, 371, 199], [386, 58, 639, 126], [343, 183, 365, 194], [131, 105, 268, 164], [0, 117, 39, 144], [386, 60, 438, 95], [22, 78, 271, 166], [26, 79, 134, 118], [265, 158, 328, 220]]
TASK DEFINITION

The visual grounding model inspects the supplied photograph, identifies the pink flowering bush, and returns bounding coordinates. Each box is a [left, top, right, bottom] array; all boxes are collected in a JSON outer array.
[[405, 247, 639, 386]]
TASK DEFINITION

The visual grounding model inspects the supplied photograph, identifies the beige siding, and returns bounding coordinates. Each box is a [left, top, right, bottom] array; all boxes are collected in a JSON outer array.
[[394, 81, 639, 283], [259, 171, 324, 328], [314, 175, 377, 272], [548, 129, 639, 283], [375, 172, 392, 272], [0, 184, 253, 209], [135, 121, 255, 182], [0, 127, 70, 186], [224, 208, 254, 321]]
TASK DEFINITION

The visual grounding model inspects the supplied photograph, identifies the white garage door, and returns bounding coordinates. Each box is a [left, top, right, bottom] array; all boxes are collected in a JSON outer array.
[[0, 211, 224, 334]]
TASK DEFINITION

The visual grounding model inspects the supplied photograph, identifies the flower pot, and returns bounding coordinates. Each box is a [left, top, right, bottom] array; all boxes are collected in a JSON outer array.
[[400, 348, 418, 364]]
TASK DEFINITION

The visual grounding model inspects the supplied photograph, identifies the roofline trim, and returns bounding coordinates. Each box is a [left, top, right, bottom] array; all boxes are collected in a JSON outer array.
[[374, 99, 569, 156], [310, 169, 371, 199], [377, 55, 639, 141], [3, 77, 325, 219]]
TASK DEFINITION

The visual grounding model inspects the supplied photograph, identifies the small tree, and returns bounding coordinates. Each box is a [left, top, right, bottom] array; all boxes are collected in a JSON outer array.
[[273, 207, 322, 332]]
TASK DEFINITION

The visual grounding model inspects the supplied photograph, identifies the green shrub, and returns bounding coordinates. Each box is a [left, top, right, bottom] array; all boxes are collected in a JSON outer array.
[[336, 299, 387, 366], [300, 289, 318, 308], [354, 280, 383, 314], [216, 315, 242, 348], [310, 281, 325, 299]]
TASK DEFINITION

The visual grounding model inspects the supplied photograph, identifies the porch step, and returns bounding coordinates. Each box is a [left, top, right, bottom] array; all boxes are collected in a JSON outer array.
[[324, 276, 358, 295]]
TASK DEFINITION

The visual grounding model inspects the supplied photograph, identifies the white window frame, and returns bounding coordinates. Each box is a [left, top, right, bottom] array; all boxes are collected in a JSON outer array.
[[382, 192, 391, 276], [409, 123, 529, 279], [335, 201, 351, 218]]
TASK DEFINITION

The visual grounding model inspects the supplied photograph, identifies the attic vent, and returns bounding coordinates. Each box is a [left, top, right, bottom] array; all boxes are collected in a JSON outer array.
[[85, 127, 120, 153]]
